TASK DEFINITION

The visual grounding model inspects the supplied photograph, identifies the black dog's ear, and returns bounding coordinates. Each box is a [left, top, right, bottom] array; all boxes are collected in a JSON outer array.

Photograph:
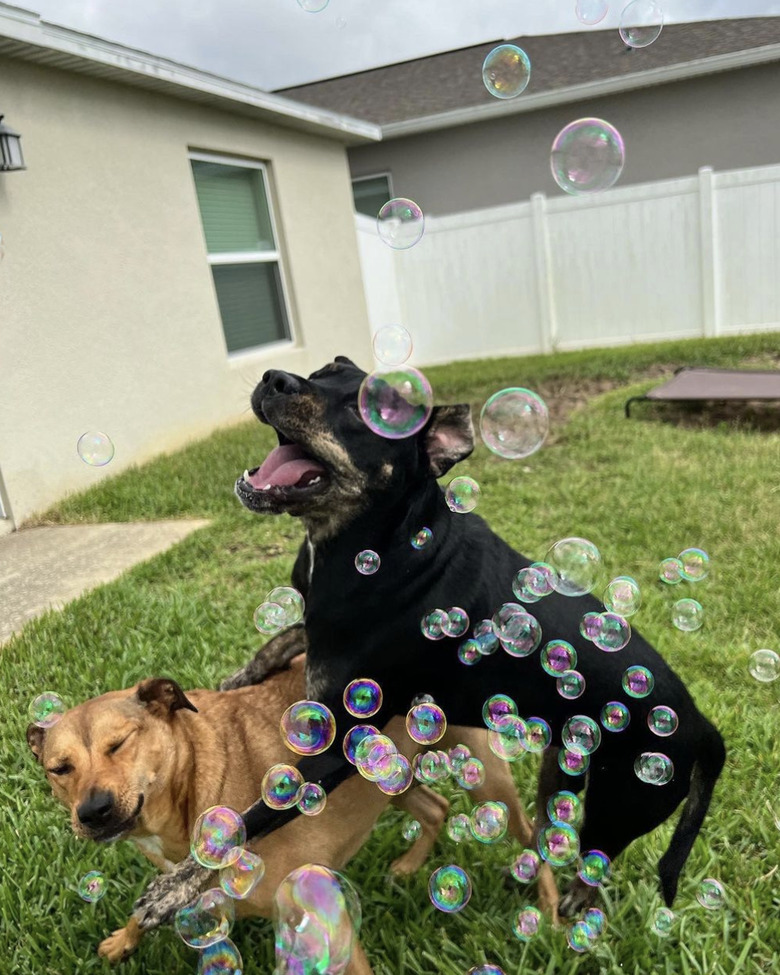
[[424, 405, 475, 477], [136, 679, 198, 719], [334, 355, 358, 368], [26, 724, 46, 763]]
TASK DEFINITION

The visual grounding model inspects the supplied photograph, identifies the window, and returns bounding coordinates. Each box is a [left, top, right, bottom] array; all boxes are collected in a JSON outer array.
[[190, 155, 292, 355], [352, 173, 392, 218]]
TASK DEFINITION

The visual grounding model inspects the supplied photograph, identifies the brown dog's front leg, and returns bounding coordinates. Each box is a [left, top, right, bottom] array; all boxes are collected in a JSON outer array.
[[389, 786, 450, 875], [97, 916, 143, 964], [219, 624, 308, 690]]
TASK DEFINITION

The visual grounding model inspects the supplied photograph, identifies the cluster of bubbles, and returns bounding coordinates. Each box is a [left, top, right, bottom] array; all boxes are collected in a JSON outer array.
[[376, 198, 425, 250], [410, 742, 485, 794], [29, 691, 66, 728], [512, 561, 557, 603], [420, 605, 470, 640], [281, 700, 337, 756], [77, 870, 106, 903], [354, 734, 413, 795], [355, 549, 380, 575], [358, 366, 433, 439], [482, 44, 531, 99], [254, 585, 305, 636], [445, 476, 481, 513], [479, 387, 549, 459], [658, 548, 708, 631], [579, 610, 632, 652], [77, 431, 115, 467], [372, 324, 413, 367], [428, 864, 472, 913]]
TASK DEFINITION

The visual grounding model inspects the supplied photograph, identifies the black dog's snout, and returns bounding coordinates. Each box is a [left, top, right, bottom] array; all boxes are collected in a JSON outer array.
[[262, 370, 304, 396], [77, 790, 115, 827]]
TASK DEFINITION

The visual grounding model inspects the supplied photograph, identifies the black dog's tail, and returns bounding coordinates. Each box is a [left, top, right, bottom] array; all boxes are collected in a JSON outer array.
[[658, 717, 726, 906]]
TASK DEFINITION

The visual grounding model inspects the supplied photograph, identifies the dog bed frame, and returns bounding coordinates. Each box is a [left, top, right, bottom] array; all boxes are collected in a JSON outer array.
[[624, 366, 780, 418]]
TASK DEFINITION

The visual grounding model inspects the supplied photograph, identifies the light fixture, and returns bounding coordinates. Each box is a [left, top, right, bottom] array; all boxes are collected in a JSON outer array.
[[0, 115, 26, 172]]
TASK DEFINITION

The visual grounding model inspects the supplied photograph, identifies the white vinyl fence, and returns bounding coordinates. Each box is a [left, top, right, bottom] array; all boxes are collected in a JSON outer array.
[[355, 164, 780, 367]]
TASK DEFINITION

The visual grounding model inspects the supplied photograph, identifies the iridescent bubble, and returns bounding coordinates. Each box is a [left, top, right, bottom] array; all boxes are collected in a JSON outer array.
[[749, 649, 780, 683], [468, 966, 505, 975], [29, 691, 65, 729], [296, 782, 328, 816], [78, 870, 106, 903], [373, 324, 413, 366], [455, 757, 486, 789], [528, 561, 558, 596], [678, 547, 709, 582], [538, 822, 580, 866], [487, 714, 527, 762], [593, 612, 631, 652], [417, 750, 450, 784], [448, 743, 471, 773], [603, 577, 642, 617], [577, 850, 611, 887], [493, 604, 542, 657], [648, 705, 678, 737], [458, 640, 481, 665], [254, 601, 287, 635], [579, 611, 604, 642], [469, 801, 508, 844], [176, 888, 235, 949], [358, 367, 433, 439], [541, 639, 577, 676], [77, 431, 115, 467], [377, 198, 425, 250], [266, 586, 305, 626], [482, 44, 531, 99], [672, 598, 704, 632], [584, 907, 606, 936], [297, 0, 329, 10], [473, 619, 499, 655], [558, 748, 590, 776], [447, 813, 471, 842], [659, 557, 684, 584], [428, 864, 472, 913], [376, 754, 413, 796], [191, 806, 246, 868], [551, 118, 625, 196], [402, 819, 422, 842], [576, 0, 609, 25], [421, 608, 449, 640], [511, 849, 541, 883], [512, 565, 552, 604], [343, 724, 379, 765], [634, 751, 674, 786], [343, 678, 383, 718], [281, 700, 336, 756], [355, 734, 398, 782], [261, 764, 304, 810], [442, 607, 470, 638], [512, 905, 542, 941], [567, 920, 596, 952], [219, 848, 265, 898], [479, 388, 548, 458], [651, 906, 675, 936], [600, 700, 631, 732], [197, 937, 243, 975], [525, 716, 552, 753], [482, 693, 518, 731], [622, 665, 654, 698], [557, 669, 586, 700], [546, 537, 602, 596], [355, 550, 380, 575], [696, 878, 725, 909], [411, 527, 433, 550], [406, 702, 447, 744], [445, 476, 481, 514], [546, 790, 583, 828], [619, 0, 664, 49]]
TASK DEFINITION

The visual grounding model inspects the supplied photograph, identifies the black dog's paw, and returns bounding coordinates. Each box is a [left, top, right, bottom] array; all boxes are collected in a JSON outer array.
[[132, 857, 210, 931], [558, 879, 599, 917]]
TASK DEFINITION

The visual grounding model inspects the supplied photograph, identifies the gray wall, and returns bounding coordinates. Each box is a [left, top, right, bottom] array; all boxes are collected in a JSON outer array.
[[349, 61, 780, 215]]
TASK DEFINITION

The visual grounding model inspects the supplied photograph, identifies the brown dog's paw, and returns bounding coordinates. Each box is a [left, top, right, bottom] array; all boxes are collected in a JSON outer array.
[[97, 926, 140, 964]]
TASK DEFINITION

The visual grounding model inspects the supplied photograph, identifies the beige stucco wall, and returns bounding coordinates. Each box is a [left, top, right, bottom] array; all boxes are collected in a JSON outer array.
[[0, 54, 372, 528]]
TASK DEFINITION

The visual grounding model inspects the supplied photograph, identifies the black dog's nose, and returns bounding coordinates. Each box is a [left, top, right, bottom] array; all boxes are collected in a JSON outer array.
[[77, 790, 115, 827], [262, 370, 303, 396]]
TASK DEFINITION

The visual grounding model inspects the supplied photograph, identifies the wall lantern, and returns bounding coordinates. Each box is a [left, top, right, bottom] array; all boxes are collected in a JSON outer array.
[[0, 115, 26, 172]]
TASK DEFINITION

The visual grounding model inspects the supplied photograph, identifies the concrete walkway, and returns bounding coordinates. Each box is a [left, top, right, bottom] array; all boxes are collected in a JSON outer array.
[[0, 519, 210, 645]]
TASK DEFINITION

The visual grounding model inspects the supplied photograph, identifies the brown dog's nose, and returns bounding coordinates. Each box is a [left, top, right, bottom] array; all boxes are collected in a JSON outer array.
[[261, 370, 304, 396], [77, 790, 115, 828]]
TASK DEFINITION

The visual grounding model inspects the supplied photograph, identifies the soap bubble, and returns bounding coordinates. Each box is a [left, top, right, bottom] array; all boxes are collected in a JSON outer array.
[[358, 367, 433, 439], [556, 669, 586, 700], [511, 849, 541, 883], [482, 693, 518, 731], [219, 849, 265, 898], [567, 919, 597, 952], [77, 432, 115, 467], [469, 801, 508, 843], [579, 611, 604, 641], [525, 716, 552, 753], [455, 757, 485, 789], [458, 640, 481, 665], [416, 750, 450, 784], [559, 748, 590, 776], [344, 678, 383, 718], [547, 790, 583, 827], [254, 601, 287, 635], [355, 734, 398, 781], [659, 557, 684, 584], [191, 807, 246, 868], [538, 822, 580, 866], [546, 537, 602, 596], [447, 813, 471, 842], [428, 864, 472, 913], [512, 905, 542, 941], [600, 700, 631, 732], [29, 691, 66, 729], [634, 751, 674, 785], [342, 724, 379, 765], [648, 705, 679, 737], [266, 586, 305, 626], [479, 388, 548, 459], [678, 547, 709, 582], [421, 608, 449, 640], [593, 612, 631, 652], [672, 598, 704, 632], [651, 906, 675, 936], [445, 476, 481, 513], [376, 754, 413, 796], [176, 888, 235, 949], [411, 527, 433, 549], [622, 665, 654, 698], [281, 700, 336, 756], [442, 606, 470, 638], [603, 577, 642, 617], [355, 550, 380, 575], [576, 0, 609, 25], [493, 604, 542, 657], [748, 649, 780, 683], [448, 743, 471, 773], [197, 938, 243, 975], [482, 44, 531, 99], [551, 118, 625, 195], [577, 850, 611, 886], [696, 878, 725, 909], [584, 907, 606, 936], [619, 0, 664, 49], [406, 702, 447, 744], [78, 870, 106, 903], [372, 324, 413, 366], [541, 639, 578, 676], [488, 714, 527, 761], [261, 764, 304, 809], [468, 966, 505, 975], [296, 782, 328, 816], [297, 0, 329, 10], [377, 198, 424, 249], [473, 619, 499, 655], [402, 819, 422, 842]]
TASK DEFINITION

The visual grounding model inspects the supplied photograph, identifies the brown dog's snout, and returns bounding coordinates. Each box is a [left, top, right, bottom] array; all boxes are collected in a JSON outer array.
[[77, 790, 116, 829]]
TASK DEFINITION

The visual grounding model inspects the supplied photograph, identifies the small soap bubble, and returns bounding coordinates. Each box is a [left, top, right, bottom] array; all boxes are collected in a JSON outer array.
[[254, 601, 286, 635], [344, 678, 383, 718], [538, 822, 580, 866], [343, 724, 379, 765], [447, 813, 471, 842], [219, 849, 265, 898], [493, 604, 542, 657], [458, 640, 481, 665], [470, 801, 508, 844], [567, 920, 596, 952], [648, 705, 678, 737], [578, 850, 611, 886], [603, 577, 642, 617], [473, 619, 499, 654], [482, 44, 531, 99], [551, 118, 625, 195], [559, 749, 590, 776], [512, 905, 543, 941], [296, 782, 327, 816], [593, 612, 631, 652], [619, 0, 664, 48], [455, 757, 485, 789], [511, 849, 541, 883], [29, 691, 66, 729], [445, 476, 481, 513], [377, 198, 425, 250], [576, 0, 609, 25], [672, 598, 704, 632], [448, 743, 471, 773], [479, 388, 548, 458], [678, 547, 709, 582], [579, 611, 604, 642], [601, 700, 631, 732], [512, 566, 543, 603], [261, 764, 304, 809], [406, 702, 447, 744], [468, 966, 505, 975], [355, 734, 397, 781], [373, 324, 413, 366], [297, 0, 329, 10], [358, 367, 433, 439], [488, 714, 527, 762], [557, 669, 586, 700], [482, 693, 518, 731], [355, 550, 380, 575], [528, 561, 558, 596], [77, 432, 115, 467], [584, 907, 606, 936], [421, 608, 449, 640], [281, 700, 336, 755], [659, 557, 684, 584], [634, 751, 674, 785], [266, 586, 305, 626], [411, 526, 433, 549], [525, 716, 552, 753], [428, 864, 472, 913], [197, 937, 243, 975], [622, 665, 654, 698], [191, 806, 246, 868], [402, 819, 422, 842], [78, 870, 106, 903], [541, 639, 577, 676], [651, 906, 675, 936], [442, 607, 470, 638], [376, 754, 413, 795], [697, 878, 725, 909], [547, 790, 583, 828], [176, 888, 235, 949], [417, 750, 450, 783], [546, 537, 602, 596], [749, 649, 780, 683]]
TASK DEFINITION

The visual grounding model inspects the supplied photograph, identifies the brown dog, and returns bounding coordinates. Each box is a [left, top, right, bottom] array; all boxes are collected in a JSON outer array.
[[27, 656, 558, 970]]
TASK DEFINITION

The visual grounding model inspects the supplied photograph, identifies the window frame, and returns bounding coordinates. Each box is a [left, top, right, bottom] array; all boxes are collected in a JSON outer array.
[[351, 171, 394, 217], [189, 150, 296, 359]]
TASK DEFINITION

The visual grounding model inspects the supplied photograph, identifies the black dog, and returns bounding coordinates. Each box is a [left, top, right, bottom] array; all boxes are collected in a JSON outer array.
[[135, 356, 725, 926]]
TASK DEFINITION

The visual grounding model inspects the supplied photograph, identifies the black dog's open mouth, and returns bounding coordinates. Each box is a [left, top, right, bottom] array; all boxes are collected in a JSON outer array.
[[237, 437, 330, 502]]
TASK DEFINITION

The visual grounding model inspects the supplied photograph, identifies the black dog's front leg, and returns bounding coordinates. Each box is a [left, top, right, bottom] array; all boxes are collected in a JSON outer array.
[[218, 624, 308, 690]]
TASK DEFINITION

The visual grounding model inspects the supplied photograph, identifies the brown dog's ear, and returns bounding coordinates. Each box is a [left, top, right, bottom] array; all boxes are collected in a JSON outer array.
[[26, 724, 46, 763], [136, 679, 198, 719], [424, 404, 475, 477]]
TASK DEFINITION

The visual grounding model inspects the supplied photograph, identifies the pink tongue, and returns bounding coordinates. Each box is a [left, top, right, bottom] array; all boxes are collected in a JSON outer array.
[[247, 444, 326, 489]]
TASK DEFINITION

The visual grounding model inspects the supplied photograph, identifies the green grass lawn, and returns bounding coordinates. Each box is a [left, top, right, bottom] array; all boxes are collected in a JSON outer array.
[[4, 333, 780, 975]]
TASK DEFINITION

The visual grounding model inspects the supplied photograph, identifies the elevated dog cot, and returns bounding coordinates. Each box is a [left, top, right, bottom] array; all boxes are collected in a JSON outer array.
[[624, 366, 780, 419]]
